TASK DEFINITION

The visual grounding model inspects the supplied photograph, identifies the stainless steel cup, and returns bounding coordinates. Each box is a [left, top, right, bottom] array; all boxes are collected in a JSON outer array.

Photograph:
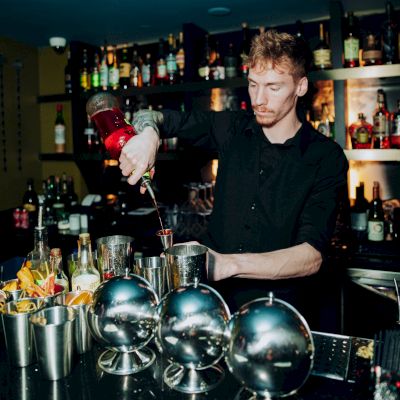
[[134, 256, 167, 301], [30, 305, 76, 380], [165, 244, 208, 290], [156, 228, 174, 251], [0, 278, 23, 301], [96, 235, 134, 279], [1, 297, 46, 367], [56, 290, 93, 354]]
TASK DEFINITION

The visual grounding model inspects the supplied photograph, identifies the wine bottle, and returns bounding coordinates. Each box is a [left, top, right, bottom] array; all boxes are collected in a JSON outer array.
[[350, 182, 369, 241], [99, 46, 108, 91], [224, 43, 238, 79], [64, 49, 72, 94], [166, 33, 178, 84], [129, 45, 142, 88], [176, 31, 185, 82], [313, 23, 332, 70], [119, 46, 131, 89], [362, 33, 382, 66], [54, 104, 66, 153], [198, 34, 211, 80], [344, 12, 360, 68], [368, 181, 385, 241], [372, 89, 391, 149], [50, 248, 69, 293], [80, 48, 90, 91], [23, 178, 39, 226], [141, 53, 153, 87], [156, 38, 168, 85], [91, 52, 100, 91], [239, 22, 251, 77], [391, 99, 400, 148], [382, 0, 398, 64], [108, 48, 119, 90]]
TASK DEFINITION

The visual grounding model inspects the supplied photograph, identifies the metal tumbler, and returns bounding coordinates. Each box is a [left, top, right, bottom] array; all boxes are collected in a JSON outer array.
[[30, 306, 76, 380], [134, 256, 168, 300], [2, 297, 46, 367], [165, 244, 208, 290]]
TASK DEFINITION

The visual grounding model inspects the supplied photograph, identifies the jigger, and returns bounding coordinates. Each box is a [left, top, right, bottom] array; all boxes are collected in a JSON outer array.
[[156, 228, 173, 251]]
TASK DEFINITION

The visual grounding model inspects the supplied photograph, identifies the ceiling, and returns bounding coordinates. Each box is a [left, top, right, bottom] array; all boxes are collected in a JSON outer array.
[[0, 0, 395, 48]]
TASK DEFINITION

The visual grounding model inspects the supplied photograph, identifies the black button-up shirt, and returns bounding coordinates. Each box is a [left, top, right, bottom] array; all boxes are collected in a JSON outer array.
[[161, 110, 348, 257]]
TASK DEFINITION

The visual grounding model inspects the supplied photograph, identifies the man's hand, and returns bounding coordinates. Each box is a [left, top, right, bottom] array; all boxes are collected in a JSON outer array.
[[119, 126, 159, 187]]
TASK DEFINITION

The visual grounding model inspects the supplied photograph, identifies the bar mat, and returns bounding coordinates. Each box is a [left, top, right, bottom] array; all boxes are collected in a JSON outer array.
[[311, 331, 374, 383]]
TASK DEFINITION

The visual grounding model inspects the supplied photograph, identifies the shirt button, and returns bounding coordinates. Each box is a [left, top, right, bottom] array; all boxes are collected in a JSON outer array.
[[259, 169, 264, 175], [251, 203, 256, 211], [237, 244, 243, 252]]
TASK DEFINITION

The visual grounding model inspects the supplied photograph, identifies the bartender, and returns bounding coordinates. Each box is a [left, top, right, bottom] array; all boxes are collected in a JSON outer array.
[[119, 30, 348, 322]]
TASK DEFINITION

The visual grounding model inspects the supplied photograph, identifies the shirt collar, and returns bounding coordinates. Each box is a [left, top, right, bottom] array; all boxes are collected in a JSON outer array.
[[245, 117, 315, 161]]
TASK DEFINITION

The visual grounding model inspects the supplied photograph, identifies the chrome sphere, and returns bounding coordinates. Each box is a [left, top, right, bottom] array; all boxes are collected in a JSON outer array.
[[87, 274, 158, 353], [157, 283, 230, 369], [225, 294, 314, 398]]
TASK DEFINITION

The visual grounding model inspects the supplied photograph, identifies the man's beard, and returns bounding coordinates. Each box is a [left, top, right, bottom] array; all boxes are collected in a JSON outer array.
[[254, 108, 277, 128]]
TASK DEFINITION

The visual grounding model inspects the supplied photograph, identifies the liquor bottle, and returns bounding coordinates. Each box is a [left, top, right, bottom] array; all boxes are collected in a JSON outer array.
[[382, 0, 398, 64], [119, 46, 131, 89], [86, 92, 156, 201], [23, 178, 39, 227], [50, 248, 69, 293], [362, 33, 382, 66], [239, 22, 251, 77], [350, 182, 369, 241], [99, 46, 109, 91], [80, 48, 90, 91], [123, 97, 132, 123], [344, 12, 360, 68], [210, 40, 225, 80], [313, 23, 332, 70], [141, 53, 152, 87], [54, 103, 66, 153], [391, 99, 400, 148], [91, 52, 100, 91], [156, 38, 168, 85], [224, 43, 238, 79], [348, 113, 373, 149], [108, 48, 119, 90], [198, 34, 211, 80], [66, 176, 79, 212], [27, 207, 51, 284], [84, 115, 96, 153], [317, 103, 335, 139], [64, 49, 72, 94], [129, 45, 142, 88], [176, 31, 185, 82], [71, 233, 100, 291], [368, 181, 385, 241], [372, 89, 391, 149], [166, 33, 178, 84]]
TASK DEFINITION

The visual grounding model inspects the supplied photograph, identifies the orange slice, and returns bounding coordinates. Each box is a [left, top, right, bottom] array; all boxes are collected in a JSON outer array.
[[66, 291, 93, 306]]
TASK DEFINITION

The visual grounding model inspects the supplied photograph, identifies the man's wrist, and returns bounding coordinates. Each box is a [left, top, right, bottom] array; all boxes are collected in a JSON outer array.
[[132, 110, 163, 137]]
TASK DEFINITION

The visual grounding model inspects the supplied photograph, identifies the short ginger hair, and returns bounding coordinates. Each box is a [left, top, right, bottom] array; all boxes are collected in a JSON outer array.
[[246, 30, 312, 80]]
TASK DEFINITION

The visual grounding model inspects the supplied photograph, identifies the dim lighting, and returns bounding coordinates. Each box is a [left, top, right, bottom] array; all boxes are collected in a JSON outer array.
[[208, 7, 231, 16]]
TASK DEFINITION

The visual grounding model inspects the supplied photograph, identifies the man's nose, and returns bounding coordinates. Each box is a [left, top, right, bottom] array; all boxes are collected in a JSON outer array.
[[254, 86, 267, 106]]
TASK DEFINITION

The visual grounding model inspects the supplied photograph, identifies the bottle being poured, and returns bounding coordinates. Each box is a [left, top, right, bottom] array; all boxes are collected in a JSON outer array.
[[86, 92, 156, 201]]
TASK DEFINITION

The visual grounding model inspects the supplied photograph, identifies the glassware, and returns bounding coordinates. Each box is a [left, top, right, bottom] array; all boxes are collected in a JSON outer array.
[[71, 233, 100, 291], [27, 207, 51, 285], [50, 248, 69, 293]]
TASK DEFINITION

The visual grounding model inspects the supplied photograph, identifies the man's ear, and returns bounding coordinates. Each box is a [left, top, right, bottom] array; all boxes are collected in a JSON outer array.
[[296, 76, 308, 97]]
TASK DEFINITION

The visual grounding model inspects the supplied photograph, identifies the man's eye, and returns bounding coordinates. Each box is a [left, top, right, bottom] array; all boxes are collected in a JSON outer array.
[[270, 86, 280, 92]]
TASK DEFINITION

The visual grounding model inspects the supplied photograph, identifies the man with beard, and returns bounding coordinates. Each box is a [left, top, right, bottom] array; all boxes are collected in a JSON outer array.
[[119, 30, 348, 323]]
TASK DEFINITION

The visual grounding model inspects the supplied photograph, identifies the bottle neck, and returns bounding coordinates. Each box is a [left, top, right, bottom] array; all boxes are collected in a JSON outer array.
[[78, 241, 94, 270], [34, 228, 48, 249]]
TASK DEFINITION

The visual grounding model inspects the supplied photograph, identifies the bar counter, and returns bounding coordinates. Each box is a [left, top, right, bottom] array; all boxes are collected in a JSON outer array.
[[0, 342, 371, 400]]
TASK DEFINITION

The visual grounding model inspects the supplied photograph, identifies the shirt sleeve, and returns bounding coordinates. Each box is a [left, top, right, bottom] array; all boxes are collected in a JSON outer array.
[[294, 144, 349, 256], [160, 109, 242, 152]]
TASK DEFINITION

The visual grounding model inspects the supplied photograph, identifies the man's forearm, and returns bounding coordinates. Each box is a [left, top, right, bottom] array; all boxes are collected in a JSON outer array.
[[132, 110, 164, 135], [208, 243, 322, 281]]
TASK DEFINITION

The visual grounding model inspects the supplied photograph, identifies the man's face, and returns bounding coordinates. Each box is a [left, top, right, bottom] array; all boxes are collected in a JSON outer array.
[[248, 61, 305, 128]]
